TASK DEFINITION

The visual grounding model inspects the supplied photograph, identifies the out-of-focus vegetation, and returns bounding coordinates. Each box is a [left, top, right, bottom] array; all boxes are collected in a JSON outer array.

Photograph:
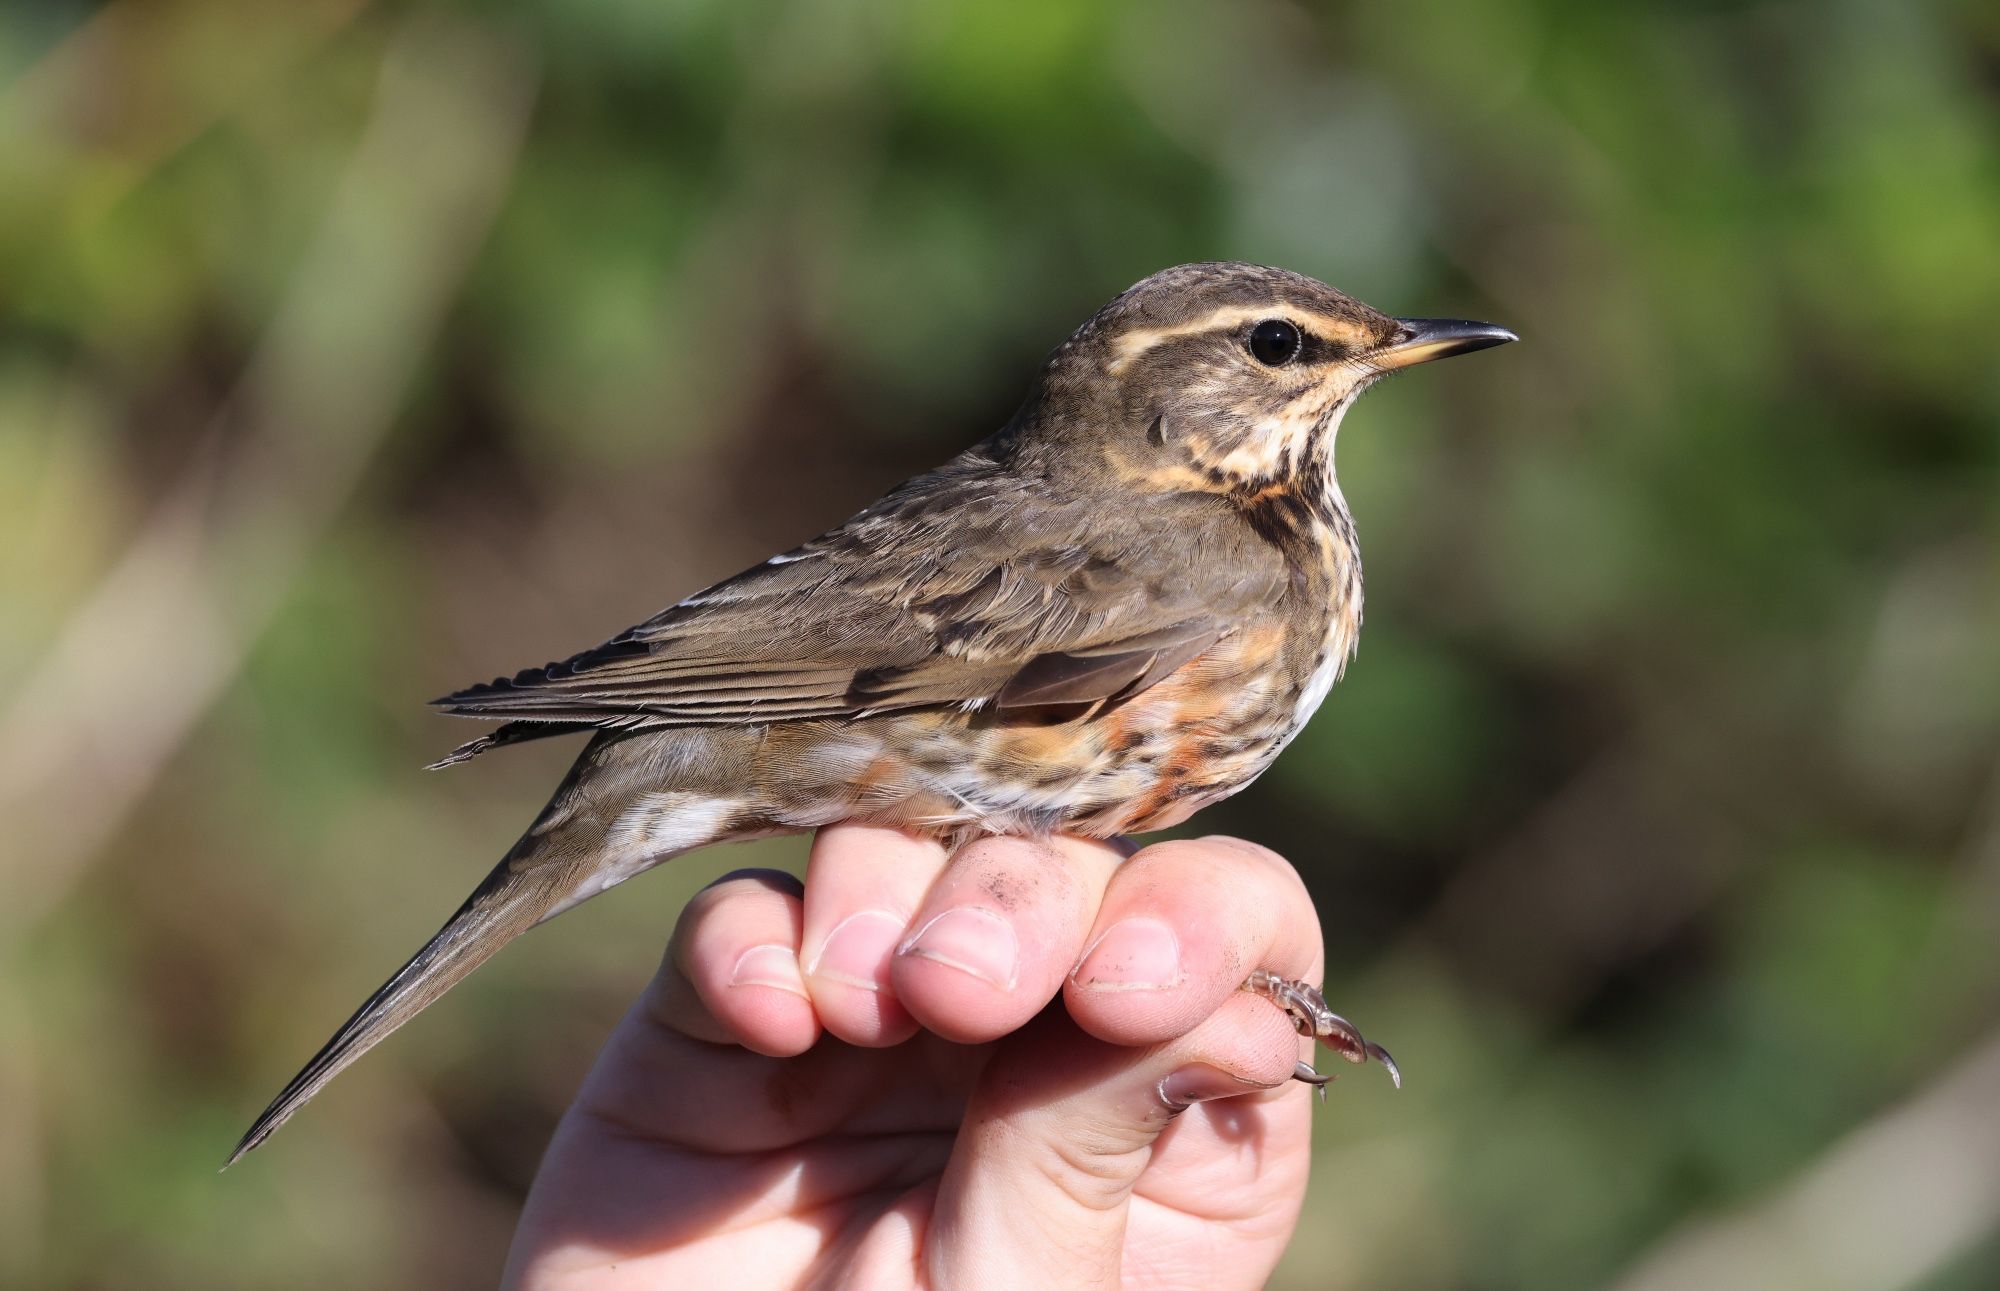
[[3, 0, 1998, 1286]]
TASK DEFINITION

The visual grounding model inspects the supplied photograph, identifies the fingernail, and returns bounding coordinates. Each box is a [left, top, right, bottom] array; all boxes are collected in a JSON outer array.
[[898, 907, 1019, 989], [1158, 1064, 1260, 1112], [1073, 917, 1184, 991], [728, 944, 810, 998], [808, 909, 906, 991]]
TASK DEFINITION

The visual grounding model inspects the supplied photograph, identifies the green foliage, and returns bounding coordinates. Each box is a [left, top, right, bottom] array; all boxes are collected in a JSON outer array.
[[3, 0, 1996, 1286]]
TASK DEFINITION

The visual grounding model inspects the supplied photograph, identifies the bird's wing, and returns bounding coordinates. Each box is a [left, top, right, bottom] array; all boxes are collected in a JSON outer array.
[[433, 465, 1284, 728]]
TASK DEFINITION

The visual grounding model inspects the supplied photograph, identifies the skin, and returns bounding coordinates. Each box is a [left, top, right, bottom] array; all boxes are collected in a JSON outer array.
[[503, 825, 1326, 1290]]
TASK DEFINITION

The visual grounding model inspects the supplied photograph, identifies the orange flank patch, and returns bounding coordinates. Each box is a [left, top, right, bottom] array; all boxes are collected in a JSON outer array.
[[981, 716, 1105, 784], [849, 751, 913, 804]]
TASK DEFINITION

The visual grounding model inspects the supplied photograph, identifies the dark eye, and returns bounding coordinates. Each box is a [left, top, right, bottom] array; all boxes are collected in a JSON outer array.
[[1248, 319, 1301, 366]]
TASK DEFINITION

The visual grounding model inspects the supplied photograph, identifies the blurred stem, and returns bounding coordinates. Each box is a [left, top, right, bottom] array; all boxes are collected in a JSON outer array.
[[0, 17, 537, 936], [0, 0, 371, 231], [0, 970, 40, 1282], [1602, 1024, 2000, 1291]]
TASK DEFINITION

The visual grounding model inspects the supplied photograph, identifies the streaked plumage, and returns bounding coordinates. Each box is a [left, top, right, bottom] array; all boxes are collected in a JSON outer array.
[[232, 262, 1513, 1162]]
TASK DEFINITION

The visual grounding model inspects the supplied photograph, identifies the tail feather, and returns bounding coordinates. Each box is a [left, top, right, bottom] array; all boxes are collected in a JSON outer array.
[[226, 850, 570, 1166], [425, 720, 591, 770], [230, 726, 760, 1165]]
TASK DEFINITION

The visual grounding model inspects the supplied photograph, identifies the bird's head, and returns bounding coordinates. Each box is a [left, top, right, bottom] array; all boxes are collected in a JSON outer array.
[[1023, 262, 1515, 498]]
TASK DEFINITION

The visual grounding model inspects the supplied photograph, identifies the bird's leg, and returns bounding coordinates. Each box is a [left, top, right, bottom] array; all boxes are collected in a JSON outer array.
[[1242, 969, 1401, 1099]]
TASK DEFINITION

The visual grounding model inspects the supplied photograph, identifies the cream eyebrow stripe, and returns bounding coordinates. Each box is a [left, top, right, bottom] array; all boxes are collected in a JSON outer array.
[[1107, 305, 1372, 373]]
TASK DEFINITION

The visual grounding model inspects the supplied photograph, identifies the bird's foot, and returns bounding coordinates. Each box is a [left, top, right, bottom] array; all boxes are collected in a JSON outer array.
[[1243, 969, 1401, 1096]]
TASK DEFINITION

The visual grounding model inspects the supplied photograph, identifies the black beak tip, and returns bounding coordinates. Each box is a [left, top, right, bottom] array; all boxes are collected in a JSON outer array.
[[1389, 317, 1520, 358]]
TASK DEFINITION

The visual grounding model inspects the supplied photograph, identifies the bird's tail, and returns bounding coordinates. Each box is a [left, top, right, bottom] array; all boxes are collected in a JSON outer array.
[[227, 727, 762, 1165], [225, 836, 572, 1166]]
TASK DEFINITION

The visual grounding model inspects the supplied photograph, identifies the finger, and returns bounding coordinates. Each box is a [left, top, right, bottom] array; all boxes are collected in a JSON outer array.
[[925, 988, 1303, 1289], [654, 869, 819, 1057], [798, 824, 951, 1046], [891, 834, 1125, 1045], [1064, 835, 1325, 1047]]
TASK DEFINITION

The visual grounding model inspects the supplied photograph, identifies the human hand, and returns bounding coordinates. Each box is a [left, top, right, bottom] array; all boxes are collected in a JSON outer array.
[[503, 825, 1329, 1290]]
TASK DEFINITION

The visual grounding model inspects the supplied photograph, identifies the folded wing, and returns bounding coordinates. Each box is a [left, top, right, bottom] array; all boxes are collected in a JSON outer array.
[[433, 461, 1283, 732]]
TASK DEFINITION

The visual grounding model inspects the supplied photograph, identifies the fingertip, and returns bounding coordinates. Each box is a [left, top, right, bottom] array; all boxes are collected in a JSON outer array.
[[1187, 835, 1314, 899], [800, 825, 947, 1047], [1202, 990, 1314, 1092], [892, 834, 1121, 1045], [718, 942, 821, 1058], [809, 822, 948, 873], [1063, 914, 1209, 1046], [804, 907, 923, 1047], [1064, 835, 1324, 1047], [670, 869, 821, 1055]]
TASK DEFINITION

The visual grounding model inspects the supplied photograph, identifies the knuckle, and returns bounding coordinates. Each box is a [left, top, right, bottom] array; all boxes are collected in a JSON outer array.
[[708, 866, 806, 895], [955, 833, 1063, 869], [1194, 834, 1293, 873], [678, 869, 802, 941], [1123, 837, 1217, 870], [688, 868, 802, 916], [1009, 1119, 1144, 1215]]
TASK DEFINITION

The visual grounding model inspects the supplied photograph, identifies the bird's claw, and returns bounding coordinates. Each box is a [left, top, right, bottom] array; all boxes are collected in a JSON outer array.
[[1244, 969, 1401, 1093]]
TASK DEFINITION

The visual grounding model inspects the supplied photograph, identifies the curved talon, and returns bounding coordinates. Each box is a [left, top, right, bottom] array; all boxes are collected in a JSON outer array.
[[1368, 1042, 1403, 1090], [1245, 970, 1402, 1092], [1292, 1060, 1332, 1101]]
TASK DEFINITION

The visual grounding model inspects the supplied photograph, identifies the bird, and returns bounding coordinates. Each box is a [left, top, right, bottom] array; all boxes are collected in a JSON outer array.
[[229, 261, 1514, 1163]]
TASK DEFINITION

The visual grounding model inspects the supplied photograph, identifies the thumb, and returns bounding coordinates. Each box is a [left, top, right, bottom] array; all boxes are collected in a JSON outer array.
[[922, 991, 1303, 1290]]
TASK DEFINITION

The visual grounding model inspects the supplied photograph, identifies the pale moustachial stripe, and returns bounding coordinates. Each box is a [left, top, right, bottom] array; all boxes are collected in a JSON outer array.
[[1195, 389, 1356, 484]]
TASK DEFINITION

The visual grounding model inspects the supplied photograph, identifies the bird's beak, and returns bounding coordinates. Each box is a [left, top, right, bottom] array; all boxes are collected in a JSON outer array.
[[1371, 317, 1519, 372]]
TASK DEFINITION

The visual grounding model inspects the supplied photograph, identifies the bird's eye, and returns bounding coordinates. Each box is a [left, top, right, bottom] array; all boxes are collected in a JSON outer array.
[[1248, 319, 1301, 366]]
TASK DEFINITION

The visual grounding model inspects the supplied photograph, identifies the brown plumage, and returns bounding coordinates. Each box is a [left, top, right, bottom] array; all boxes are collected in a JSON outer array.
[[231, 262, 1514, 1162]]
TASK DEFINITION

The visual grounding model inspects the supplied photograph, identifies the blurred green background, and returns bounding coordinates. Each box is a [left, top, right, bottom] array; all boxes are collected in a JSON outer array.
[[4, 0, 1998, 1286]]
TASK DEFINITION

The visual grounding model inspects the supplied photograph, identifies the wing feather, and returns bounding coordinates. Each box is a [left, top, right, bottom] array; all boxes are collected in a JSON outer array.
[[433, 456, 1283, 730]]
